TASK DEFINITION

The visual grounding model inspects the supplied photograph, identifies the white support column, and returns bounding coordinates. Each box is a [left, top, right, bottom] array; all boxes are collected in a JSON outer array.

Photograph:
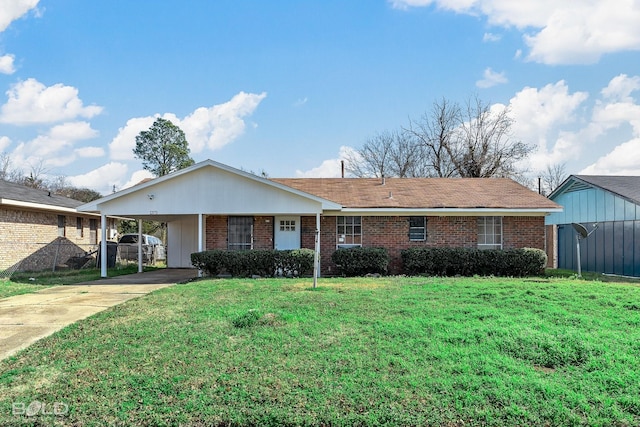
[[198, 213, 204, 277], [100, 214, 107, 277], [137, 219, 143, 273], [313, 212, 320, 288]]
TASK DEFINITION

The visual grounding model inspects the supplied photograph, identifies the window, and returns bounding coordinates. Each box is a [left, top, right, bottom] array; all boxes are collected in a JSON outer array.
[[478, 216, 502, 249], [57, 215, 66, 237], [89, 219, 98, 244], [409, 216, 427, 241], [336, 216, 362, 248], [279, 219, 296, 231], [228, 216, 253, 250], [76, 217, 83, 238]]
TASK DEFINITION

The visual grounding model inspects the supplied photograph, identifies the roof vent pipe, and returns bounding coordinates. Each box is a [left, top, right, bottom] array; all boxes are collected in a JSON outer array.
[[382, 174, 385, 185], [341, 160, 345, 178]]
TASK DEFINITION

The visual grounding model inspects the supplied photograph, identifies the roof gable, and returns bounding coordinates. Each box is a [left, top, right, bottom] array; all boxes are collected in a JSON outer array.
[[562, 175, 640, 205], [78, 160, 341, 217]]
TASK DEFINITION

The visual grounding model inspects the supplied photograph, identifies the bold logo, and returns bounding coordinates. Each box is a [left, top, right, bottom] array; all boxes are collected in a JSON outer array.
[[12, 401, 69, 416]]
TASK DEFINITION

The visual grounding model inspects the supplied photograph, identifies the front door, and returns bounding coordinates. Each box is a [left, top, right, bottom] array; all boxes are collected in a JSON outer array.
[[274, 216, 301, 250]]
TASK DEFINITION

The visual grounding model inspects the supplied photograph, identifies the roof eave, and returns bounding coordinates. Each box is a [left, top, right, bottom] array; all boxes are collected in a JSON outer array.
[[0, 198, 97, 215], [331, 207, 563, 216]]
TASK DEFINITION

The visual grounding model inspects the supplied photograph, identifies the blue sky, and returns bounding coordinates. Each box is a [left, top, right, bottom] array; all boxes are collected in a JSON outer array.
[[1, 0, 639, 194]]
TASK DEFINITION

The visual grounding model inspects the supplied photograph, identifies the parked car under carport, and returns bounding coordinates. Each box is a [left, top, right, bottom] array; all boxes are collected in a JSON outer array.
[[117, 234, 166, 264]]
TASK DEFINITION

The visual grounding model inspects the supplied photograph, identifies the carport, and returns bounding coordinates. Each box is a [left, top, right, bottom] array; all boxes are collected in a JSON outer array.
[[77, 160, 339, 286]]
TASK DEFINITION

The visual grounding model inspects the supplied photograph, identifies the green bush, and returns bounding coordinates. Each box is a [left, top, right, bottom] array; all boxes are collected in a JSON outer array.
[[191, 249, 315, 278], [401, 247, 547, 277], [331, 247, 390, 277]]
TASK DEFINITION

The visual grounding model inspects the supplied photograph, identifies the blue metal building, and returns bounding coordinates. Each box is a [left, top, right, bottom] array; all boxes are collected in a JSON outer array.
[[547, 175, 640, 277]]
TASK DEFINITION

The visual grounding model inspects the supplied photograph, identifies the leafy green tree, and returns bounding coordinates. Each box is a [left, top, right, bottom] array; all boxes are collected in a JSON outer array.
[[133, 118, 195, 177]]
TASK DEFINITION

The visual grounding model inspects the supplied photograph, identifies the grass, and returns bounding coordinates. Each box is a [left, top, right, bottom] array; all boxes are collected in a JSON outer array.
[[1, 276, 640, 426], [0, 264, 162, 299]]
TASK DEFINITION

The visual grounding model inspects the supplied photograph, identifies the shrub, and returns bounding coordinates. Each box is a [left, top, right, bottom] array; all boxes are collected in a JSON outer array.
[[276, 249, 315, 277], [331, 247, 389, 277], [401, 247, 547, 277], [191, 249, 315, 278]]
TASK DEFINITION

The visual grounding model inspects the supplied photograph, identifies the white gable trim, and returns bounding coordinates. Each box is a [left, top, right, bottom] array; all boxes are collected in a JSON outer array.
[[78, 159, 341, 213]]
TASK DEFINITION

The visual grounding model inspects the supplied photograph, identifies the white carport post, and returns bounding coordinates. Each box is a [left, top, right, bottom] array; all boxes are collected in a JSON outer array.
[[313, 212, 320, 288], [100, 214, 107, 277], [198, 213, 204, 277], [137, 220, 143, 273]]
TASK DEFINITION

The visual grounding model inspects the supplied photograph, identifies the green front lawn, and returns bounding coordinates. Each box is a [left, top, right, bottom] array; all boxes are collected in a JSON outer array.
[[1, 276, 640, 426], [0, 265, 162, 299]]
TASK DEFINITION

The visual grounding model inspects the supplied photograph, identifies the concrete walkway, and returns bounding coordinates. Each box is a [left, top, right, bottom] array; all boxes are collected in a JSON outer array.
[[0, 269, 198, 360]]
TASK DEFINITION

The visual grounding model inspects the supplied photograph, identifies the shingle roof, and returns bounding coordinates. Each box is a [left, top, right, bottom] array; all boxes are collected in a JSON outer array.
[[0, 180, 83, 209], [271, 177, 560, 210], [572, 175, 640, 205]]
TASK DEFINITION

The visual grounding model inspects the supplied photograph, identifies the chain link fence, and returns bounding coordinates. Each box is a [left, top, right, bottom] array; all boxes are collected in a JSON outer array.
[[0, 239, 98, 278], [0, 239, 166, 279]]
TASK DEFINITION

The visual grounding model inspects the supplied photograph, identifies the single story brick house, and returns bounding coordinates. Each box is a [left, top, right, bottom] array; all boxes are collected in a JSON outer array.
[[78, 160, 561, 278], [0, 180, 117, 275]]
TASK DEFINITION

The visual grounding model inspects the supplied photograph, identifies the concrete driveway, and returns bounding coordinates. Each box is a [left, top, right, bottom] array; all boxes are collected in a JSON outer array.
[[0, 268, 198, 360]]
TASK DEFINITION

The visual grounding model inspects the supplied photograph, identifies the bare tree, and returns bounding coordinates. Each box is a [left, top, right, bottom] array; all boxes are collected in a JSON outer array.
[[17, 160, 50, 189], [404, 97, 461, 177], [454, 97, 532, 179], [539, 162, 567, 196], [345, 130, 394, 178], [0, 152, 24, 182], [347, 96, 534, 180]]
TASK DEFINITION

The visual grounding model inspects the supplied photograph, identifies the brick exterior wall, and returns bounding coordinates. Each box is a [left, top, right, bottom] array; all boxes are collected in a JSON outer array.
[[203, 214, 547, 276], [311, 215, 545, 275], [502, 216, 546, 250], [205, 215, 274, 250], [0, 207, 103, 273]]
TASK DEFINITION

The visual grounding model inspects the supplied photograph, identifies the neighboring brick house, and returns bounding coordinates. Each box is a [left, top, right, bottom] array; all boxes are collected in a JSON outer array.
[[78, 160, 562, 277], [0, 180, 116, 274]]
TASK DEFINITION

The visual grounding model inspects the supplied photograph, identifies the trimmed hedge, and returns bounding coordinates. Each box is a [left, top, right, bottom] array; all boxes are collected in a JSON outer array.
[[331, 247, 390, 277], [191, 249, 315, 278], [401, 247, 547, 277]]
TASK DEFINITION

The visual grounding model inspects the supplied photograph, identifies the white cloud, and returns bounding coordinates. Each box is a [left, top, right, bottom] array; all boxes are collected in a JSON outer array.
[[108, 91, 267, 160], [476, 67, 507, 88], [67, 162, 130, 195], [510, 81, 589, 138], [0, 54, 15, 74], [505, 74, 640, 177], [0, 135, 10, 152], [391, 0, 640, 64], [508, 80, 589, 170], [294, 97, 308, 107], [580, 138, 640, 175], [482, 32, 501, 42], [74, 146, 105, 158], [0, 78, 103, 125], [295, 146, 357, 178], [0, 0, 39, 32], [601, 74, 640, 102], [109, 116, 156, 161], [181, 91, 267, 153], [9, 121, 99, 169]]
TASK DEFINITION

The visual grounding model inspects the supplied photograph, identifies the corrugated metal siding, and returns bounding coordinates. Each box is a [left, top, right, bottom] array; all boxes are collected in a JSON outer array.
[[557, 220, 640, 277], [547, 187, 640, 225]]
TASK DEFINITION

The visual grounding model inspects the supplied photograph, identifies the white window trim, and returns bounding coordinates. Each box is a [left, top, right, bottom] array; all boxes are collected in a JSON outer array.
[[478, 216, 503, 250]]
